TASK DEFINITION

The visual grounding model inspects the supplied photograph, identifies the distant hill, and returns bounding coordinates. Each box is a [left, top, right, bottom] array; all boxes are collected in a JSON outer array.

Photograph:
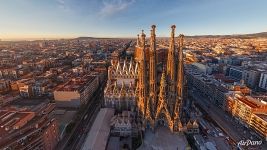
[[75, 37, 95, 40], [76, 32, 267, 40], [187, 32, 267, 39], [240, 32, 267, 38], [75, 37, 122, 40]]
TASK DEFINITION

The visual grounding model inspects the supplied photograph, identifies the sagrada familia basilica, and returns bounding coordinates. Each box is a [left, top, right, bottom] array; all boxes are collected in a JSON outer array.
[[104, 25, 186, 133]]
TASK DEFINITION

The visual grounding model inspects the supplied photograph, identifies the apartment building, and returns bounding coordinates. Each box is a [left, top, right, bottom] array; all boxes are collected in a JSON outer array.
[[259, 72, 267, 91], [186, 68, 229, 109], [228, 67, 243, 81], [226, 93, 267, 140], [0, 79, 11, 94], [0, 103, 59, 149], [54, 75, 99, 107], [242, 69, 263, 89]]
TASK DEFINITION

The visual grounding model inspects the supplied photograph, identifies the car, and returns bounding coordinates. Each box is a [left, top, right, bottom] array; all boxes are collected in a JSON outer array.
[[83, 114, 88, 120]]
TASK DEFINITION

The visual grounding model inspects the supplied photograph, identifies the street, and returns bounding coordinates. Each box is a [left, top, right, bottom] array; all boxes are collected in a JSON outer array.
[[189, 89, 267, 149], [56, 78, 106, 150], [66, 80, 105, 150]]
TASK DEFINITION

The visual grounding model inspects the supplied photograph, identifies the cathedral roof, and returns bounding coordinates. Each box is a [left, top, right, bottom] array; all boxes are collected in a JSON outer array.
[[110, 59, 138, 76], [110, 113, 136, 127], [192, 120, 199, 128], [186, 120, 199, 129]]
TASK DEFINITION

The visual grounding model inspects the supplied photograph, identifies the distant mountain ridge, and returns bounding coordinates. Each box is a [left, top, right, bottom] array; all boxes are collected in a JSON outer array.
[[241, 32, 267, 38], [2, 32, 267, 42], [187, 32, 267, 38], [75, 37, 121, 40], [75, 32, 267, 40]]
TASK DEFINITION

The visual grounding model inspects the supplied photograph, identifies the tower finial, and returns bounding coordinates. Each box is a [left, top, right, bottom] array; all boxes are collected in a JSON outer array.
[[171, 25, 176, 38], [178, 34, 184, 61], [150, 25, 156, 37], [179, 34, 184, 46], [141, 30, 146, 46], [151, 25, 156, 35], [137, 34, 140, 47]]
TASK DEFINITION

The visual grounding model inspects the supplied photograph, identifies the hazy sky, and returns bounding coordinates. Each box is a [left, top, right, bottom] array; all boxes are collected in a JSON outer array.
[[0, 0, 267, 40]]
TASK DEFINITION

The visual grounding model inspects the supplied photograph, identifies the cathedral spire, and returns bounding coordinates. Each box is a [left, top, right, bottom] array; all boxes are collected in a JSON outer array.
[[166, 25, 177, 114], [150, 25, 156, 53], [150, 25, 156, 44], [176, 34, 184, 100], [136, 34, 140, 47], [167, 25, 176, 81], [116, 61, 122, 74], [141, 30, 146, 47], [129, 57, 134, 74], [143, 25, 158, 130], [149, 25, 157, 118], [173, 34, 185, 132], [122, 59, 128, 74], [138, 30, 147, 118]]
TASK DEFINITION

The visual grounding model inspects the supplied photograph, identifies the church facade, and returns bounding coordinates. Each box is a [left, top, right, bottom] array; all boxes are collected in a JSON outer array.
[[136, 25, 185, 132], [104, 59, 138, 111], [104, 25, 185, 133]]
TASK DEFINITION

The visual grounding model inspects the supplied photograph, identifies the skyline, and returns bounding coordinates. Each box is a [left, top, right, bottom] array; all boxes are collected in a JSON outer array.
[[1, 0, 267, 40]]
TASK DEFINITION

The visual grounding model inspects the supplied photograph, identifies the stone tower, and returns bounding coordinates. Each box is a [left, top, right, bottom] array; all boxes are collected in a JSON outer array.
[[137, 30, 147, 118], [136, 34, 140, 47], [145, 25, 158, 129], [135, 25, 185, 133], [166, 25, 177, 115], [173, 34, 185, 132]]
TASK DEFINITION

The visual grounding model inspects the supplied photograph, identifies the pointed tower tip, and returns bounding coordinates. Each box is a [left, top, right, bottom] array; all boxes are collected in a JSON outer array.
[[160, 70, 166, 86], [141, 30, 146, 46], [137, 34, 140, 47], [179, 34, 184, 46], [141, 30, 146, 37], [170, 25, 176, 39], [151, 25, 156, 36]]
